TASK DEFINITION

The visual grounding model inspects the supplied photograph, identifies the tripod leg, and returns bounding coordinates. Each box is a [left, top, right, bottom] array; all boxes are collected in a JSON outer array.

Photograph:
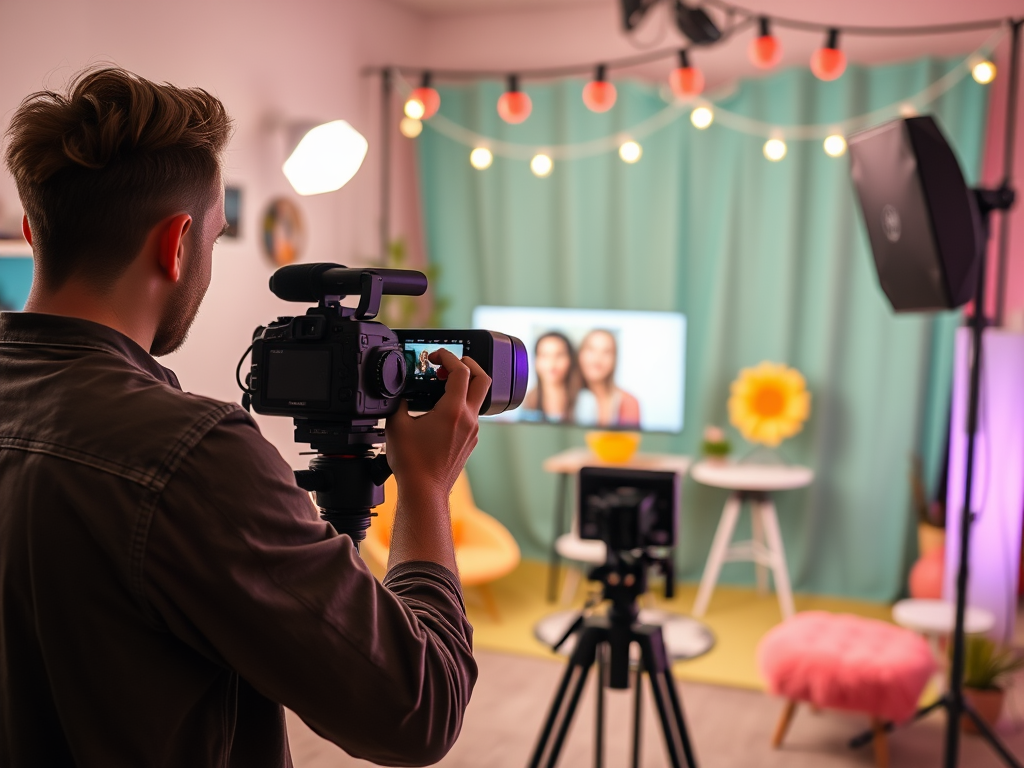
[[595, 647, 605, 768], [632, 661, 643, 768], [638, 628, 698, 768], [962, 701, 1024, 768], [848, 695, 948, 749], [530, 627, 600, 768]]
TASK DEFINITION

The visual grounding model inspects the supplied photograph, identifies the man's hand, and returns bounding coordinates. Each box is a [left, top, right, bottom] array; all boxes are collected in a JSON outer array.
[[384, 350, 491, 572]]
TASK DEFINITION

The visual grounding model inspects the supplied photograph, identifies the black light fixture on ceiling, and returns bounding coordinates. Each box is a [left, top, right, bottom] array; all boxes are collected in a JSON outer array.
[[619, 0, 660, 31], [675, 1, 721, 45]]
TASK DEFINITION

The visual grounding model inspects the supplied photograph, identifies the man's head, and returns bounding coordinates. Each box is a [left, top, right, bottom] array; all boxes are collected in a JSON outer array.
[[4, 67, 232, 355]]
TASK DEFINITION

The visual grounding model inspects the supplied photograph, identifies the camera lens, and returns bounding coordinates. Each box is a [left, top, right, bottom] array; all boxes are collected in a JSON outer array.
[[374, 349, 407, 398]]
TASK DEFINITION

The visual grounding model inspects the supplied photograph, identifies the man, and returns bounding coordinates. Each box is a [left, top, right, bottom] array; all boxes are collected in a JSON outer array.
[[0, 68, 484, 767]]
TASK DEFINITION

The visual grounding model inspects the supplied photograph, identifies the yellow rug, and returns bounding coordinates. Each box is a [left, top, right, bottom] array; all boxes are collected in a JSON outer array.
[[457, 560, 894, 691]]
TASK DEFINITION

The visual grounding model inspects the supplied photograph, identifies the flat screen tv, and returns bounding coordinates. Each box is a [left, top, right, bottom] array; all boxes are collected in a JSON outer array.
[[471, 306, 685, 433]]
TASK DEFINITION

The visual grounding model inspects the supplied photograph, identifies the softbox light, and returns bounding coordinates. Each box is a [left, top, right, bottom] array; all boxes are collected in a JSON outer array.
[[848, 116, 984, 311]]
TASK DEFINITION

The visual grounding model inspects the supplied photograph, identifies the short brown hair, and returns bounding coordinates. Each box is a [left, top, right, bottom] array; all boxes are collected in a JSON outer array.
[[4, 67, 232, 289]]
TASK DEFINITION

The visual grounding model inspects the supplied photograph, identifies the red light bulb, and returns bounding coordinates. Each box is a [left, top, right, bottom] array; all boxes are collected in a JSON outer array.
[[811, 29, 846, 81], [669, 67, 704, 99], [410, 86, 440, 119], [749, 18, 781, 69], [669, 50, 704, 100], [498, 76, 532, 124], [583, 65, 616, 113]]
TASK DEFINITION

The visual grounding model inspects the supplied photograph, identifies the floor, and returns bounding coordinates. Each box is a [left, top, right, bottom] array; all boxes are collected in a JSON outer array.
[[287, 634, 1024, 768]]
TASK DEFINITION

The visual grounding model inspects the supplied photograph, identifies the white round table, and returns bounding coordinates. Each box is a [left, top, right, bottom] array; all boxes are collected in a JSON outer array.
[[690, 460, 814, 620], [893, 599, 996, 638]]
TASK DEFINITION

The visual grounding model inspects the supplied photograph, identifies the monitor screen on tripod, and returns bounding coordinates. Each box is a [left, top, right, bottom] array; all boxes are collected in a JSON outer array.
[[471, 306, 685, 433]]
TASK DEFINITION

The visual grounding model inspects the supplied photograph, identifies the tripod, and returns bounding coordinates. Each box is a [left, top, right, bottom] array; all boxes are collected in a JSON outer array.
[[529, 556, 698, 768]]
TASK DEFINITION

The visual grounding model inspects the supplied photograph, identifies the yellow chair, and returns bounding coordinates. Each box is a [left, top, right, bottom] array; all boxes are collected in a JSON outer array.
[[363, 471, 521, 621]]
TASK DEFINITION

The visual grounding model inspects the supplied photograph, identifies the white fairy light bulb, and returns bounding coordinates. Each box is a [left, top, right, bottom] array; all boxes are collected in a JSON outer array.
[[469, 147, 493, 170], [823, 134, 847, 157], [763, 138, 787, 161], [530, 153, 553, 177], [690, 106, 714, 129], [619, 140, 642, 163]]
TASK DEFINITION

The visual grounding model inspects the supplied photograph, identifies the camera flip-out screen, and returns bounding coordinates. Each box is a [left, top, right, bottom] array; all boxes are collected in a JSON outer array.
[[266, 348, 331, 403]]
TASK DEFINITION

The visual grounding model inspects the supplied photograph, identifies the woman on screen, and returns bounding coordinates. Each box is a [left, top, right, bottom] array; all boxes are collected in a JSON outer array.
[[415, 349, 437, 379], [522, 332, 581, 423], [575, 329, 641, 428]]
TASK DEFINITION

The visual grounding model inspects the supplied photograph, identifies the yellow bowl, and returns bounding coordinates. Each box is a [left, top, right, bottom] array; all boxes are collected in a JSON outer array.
[[586, 431, 642, 463]]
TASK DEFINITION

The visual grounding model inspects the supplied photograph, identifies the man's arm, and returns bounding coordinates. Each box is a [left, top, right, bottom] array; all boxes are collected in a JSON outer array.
[[145, 410, 478, 767], [384, 349, 491, 574]]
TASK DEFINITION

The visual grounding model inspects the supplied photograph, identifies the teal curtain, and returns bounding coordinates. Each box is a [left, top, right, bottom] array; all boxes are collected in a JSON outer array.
[[417, 58, 988, 601]]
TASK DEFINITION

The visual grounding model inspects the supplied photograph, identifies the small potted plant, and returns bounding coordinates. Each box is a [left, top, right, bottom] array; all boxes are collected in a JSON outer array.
[[960, 636, 1024, 734], [701, 426, 731, 464]]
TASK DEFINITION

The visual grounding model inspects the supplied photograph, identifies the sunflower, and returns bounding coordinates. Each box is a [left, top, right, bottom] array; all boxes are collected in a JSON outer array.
[[728, 362, 811, 447]]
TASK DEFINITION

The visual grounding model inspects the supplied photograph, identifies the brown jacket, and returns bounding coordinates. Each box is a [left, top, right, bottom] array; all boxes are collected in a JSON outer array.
[[0, 312, 477, 767]]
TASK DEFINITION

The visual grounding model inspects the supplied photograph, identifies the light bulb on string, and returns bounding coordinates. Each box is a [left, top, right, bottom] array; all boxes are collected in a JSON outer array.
[[399, 117, 423, 138], [763, 138, 787, 161], [972, 59, 997, 84], [530, 153, 553, 177], [583, 64, 617, 113], [669, 50, 704, 100], [404, 72, 440, 120], [690, 106, 714, 129], [498, 75, 532, 124], [619, 140, 642, 163], [749, 17, 782, 69], [899, 102, 919, 118], [811, 29, 846, 81], [470, 147, 493, 170], [823, 134, 847, 157]]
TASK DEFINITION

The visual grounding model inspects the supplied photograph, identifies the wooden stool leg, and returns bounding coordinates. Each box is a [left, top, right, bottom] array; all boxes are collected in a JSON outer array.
[[751, 507, 769, 594], [871, 717, 889, 768], [772, 701, 798, 748], [558, 566, 582, 607], [759, 499, 796, 619], [693, 493, 742, 617], [478, 584, 502, 623]]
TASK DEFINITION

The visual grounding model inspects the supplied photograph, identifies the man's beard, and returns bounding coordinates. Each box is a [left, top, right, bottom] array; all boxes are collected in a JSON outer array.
[[150, 254, 209, 357]]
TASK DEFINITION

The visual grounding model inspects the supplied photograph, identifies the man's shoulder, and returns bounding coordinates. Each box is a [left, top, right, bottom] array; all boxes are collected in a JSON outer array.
[[0, 340, 251, 492]]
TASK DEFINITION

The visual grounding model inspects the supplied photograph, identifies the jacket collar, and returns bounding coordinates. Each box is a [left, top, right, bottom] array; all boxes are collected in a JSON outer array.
[[0, 311, 180, 389]]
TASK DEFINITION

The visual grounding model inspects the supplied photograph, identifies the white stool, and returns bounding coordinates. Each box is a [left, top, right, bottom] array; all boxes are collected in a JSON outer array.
[[554, 532, 606, 606], [690, 461, 814, 620]]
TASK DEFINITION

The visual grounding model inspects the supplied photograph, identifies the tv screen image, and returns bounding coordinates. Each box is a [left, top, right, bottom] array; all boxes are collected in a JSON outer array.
[[471, 306, 685, 433]]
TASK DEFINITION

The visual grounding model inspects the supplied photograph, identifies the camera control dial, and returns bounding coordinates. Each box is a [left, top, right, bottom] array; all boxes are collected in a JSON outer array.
[[373, 348, 407, 398]]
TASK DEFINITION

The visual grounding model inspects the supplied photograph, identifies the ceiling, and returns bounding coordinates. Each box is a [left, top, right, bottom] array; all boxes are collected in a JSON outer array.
[[391, 0, 605, 16]]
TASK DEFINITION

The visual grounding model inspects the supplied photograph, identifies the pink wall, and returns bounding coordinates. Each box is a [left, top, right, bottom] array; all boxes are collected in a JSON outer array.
[[0, 0, 428, 467]]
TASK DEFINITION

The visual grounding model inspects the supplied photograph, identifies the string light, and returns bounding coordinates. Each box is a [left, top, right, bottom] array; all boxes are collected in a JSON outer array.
[[470, 147, 493, 169], [899, 102, 919, 117], [498, 75, 532, 124], [811, 29, 846, 81], [530, 153, 553, 177], [764, 138, 787, 161], [669, 50, 704, 100], [972, 59, 997, 84], [749, 17, 782, 69], [404, 73, 440, 120], [399, 117, 423, 138], [823, 134, 847, 157], [619, 140, 642, 163], [690, 106, 714, 129], [583, 64, 617, 113]]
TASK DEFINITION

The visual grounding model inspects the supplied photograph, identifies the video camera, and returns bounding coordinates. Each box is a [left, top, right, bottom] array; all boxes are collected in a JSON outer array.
[[238, 262, 528, 543], [577, 466, 678, 598]]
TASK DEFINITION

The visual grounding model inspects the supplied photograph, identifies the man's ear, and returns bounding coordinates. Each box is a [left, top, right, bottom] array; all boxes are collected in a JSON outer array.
[[22, 215, 32, 246], [157, 214, 193, 283]]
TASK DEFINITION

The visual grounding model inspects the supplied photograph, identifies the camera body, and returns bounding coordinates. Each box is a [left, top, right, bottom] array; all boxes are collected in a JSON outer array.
[[578, 467, 677, 552], [249, 310, 528, 420]]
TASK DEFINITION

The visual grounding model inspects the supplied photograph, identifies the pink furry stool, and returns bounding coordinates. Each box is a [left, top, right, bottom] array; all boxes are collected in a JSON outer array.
[[757, 611, 937, 768]]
